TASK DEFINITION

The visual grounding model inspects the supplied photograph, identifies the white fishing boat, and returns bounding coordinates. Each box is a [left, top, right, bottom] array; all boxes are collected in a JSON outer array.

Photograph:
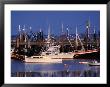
[[24, 45, 74, 63], [24, 55, 62, 63]]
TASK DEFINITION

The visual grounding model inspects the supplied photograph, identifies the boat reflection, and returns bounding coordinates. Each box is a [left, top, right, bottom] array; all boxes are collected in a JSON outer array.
[[11, 59, 100, 77], [11, 68, 100, 77]]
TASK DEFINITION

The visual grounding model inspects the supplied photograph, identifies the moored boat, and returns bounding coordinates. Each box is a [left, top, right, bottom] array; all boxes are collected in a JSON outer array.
[[24, 55, 62, 63], [74, 49, 100, 59], [88, 61, 100, 66]]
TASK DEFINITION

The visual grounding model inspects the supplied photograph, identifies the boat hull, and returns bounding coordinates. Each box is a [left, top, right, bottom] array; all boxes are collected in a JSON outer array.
[[88, 63, 100, 66], [74, 50, 100, 59], [25, 56, 62, 63]]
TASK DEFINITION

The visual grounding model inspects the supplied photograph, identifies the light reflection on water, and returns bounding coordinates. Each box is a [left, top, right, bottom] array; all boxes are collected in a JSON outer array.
[[11, 59, 100, 77]]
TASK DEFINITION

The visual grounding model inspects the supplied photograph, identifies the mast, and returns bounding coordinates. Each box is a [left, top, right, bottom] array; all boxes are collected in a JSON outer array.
[[61, 23, 64, 52], [17, 25, 21, 48], [28, 26, 32, 48], [86, 18, 90, 38], [40, 28, 43, 41], [75, 26, 85, 51], [47, 24, 51, 47], [18, 25, 21, 42], [22, 25, 27, 49], [66, 26, 69, 37], [86, 18, 90, 50], [75, 26, 78, 50], [93, 26, 97, 49], [93, 26, 96, 41], [48, 24, 50, 40], [66, 27, 73, 49], [62, 23, 64, 34], [29, 26, 32, 33]]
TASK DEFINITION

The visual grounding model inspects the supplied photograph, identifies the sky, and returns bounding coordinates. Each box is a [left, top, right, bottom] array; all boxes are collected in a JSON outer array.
[[11, 11, 100, 36]]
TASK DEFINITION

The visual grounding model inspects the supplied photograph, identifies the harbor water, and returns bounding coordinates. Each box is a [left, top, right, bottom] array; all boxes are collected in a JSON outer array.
[[11, 59, 100, 77]]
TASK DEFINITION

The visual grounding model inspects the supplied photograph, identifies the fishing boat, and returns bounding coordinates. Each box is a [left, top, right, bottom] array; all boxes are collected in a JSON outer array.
[[73, 20, 100, 59], [24, 45, 63, 63], [74, 49, 100, 59], [24, 55, 62, 63], [24, 24, 74, 63], [24, 45, 74, 63]]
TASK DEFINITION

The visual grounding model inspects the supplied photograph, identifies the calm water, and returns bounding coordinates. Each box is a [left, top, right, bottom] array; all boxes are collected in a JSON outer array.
[[11, 59, 100, 77]]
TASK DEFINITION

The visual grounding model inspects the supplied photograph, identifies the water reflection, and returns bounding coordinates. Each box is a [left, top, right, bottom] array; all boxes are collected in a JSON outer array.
[[11, 70, 99, 77], [11, 59, 100, 77]]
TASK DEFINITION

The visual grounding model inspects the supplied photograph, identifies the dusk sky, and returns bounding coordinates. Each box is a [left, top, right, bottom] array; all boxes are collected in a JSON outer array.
[[11, 11, 100, 36]]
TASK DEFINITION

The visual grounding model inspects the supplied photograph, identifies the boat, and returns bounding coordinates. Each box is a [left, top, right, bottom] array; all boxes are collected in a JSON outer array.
[[74, 49, 100, 59], [24, 45, 74, 63], [24, 55, 62, 63], [12, 20, 100, 63], [73, 21, 100, 59], [11, 48, 14, 54], [11, 48, 16, 59], [88, 61, 100, 66], [24, 24, 74, 63], [41, 45, 74, 59]]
